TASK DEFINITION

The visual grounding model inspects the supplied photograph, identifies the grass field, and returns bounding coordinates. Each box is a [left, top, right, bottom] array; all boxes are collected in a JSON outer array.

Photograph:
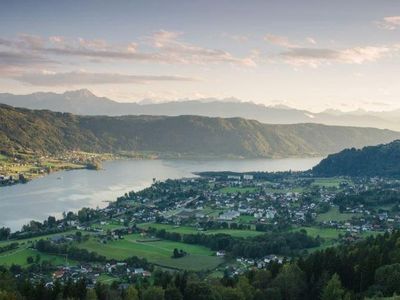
[[137, 223, 263, 238], [237, 215, 257, 224], [312, 178, 351, 188], [265, 187, 305, 193], [0, 230, 80, 267], [77, 234, 222, 271], [0, 231, 79, 267], [97, 274, 118, 283], [316, 206, 357, 222], [290, 226, 345, 240], [219, 187, 258, 194], [0, 231, 77, 248], [0, 247, 75, 267]]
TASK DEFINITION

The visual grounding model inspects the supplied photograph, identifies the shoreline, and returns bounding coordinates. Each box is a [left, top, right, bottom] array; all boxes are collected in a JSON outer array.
[[0, 157, 323, 232], [1, 152, 325, 188]]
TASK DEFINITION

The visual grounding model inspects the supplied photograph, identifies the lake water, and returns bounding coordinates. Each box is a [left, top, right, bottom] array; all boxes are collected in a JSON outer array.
[[0, 157, 322, 231]]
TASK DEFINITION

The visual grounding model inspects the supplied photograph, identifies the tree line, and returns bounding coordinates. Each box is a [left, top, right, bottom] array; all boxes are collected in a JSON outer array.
[[147, 227, 320, 258]]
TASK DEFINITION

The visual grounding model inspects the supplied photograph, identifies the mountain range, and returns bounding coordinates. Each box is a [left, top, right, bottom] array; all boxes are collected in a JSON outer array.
[[0, 89, 399, 130], [1, 104, 400, 159]]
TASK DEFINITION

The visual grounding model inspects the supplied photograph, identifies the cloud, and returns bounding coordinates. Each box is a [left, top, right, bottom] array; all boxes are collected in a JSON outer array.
[[221, 33, 248, 42], [0, 51, 51, 66], [0, 32, 256, 67], [376, 16, 400, 30], [306, 37, 317, 45], [264, 34, 297, 48], [280, 46, 392, 67], [147, 30, 256, 66], [14, 71, 198, 86], [0, 50, 55, 75]]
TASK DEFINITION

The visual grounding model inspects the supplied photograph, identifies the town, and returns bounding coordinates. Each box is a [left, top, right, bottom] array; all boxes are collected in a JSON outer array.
[[1, 170, 399, 290], [0, 151, 111, 186]]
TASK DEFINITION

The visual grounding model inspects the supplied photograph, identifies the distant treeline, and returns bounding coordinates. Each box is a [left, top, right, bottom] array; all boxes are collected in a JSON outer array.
[[147, 227, 320, 258], [35, 239, 107, 263]]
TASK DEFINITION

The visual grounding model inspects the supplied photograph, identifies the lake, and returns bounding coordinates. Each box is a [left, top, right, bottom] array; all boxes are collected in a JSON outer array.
[[0, 157, 322, 231]]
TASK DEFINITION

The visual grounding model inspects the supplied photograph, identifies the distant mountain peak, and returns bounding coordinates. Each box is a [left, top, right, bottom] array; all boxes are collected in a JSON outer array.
[[63, 89, 95, 98], [269, 104, 294, 110]]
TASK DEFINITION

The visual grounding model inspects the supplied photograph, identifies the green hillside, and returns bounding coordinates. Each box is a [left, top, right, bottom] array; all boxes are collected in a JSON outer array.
[[313, 140, 400, 177], [1, 104, 400, 158]]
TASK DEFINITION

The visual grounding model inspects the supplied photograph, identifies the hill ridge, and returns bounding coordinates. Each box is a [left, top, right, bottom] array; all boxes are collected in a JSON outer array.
[[1, 104, 400, 159]]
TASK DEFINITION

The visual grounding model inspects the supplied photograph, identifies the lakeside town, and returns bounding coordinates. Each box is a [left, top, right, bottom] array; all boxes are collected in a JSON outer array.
[[1, 170, 399, 290], [0, 151, 111, 186]]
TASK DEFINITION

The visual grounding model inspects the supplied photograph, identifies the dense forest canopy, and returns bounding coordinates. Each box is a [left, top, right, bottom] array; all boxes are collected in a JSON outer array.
[[313, 140, 400, 177]]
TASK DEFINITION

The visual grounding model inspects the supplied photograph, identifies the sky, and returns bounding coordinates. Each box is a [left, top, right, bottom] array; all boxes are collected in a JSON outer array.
[[0, 0, 400, 112]]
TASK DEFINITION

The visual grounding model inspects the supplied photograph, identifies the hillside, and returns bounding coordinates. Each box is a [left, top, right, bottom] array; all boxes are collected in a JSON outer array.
[[0, 89, 398, 130], [1, 104, 400, 158], [312, 140, 400, 177]]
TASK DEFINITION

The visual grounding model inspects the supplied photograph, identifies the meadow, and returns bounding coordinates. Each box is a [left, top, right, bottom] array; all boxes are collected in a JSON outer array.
[[0, 231, 77, 267], [312, 177, 352, 188], [0, 246, 76, 267], [316, 206, 358, 222], [77, 233, 223, 271], [218, 186, 258, 194], [137, 223, 263, 238]]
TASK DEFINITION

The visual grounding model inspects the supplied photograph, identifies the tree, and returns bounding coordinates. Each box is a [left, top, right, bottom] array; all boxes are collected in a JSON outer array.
[[173, 248, 180, 258], [321, 273, 345, 300], [272, 264, 306, 300], [0, 290, 17, 300], [142, 286, 165, 300], [164, 286, 182, 300], [0, 228, 10, 241], [47, 216, 56, 228], [375, 263, 400, 296], [252, 269, 272, 290], [184, 282, 216, 300], [124, 285, 139, 300], [85, 289, 98, 300], [236, 277, 255, 300], [217, 287, 244, 300]]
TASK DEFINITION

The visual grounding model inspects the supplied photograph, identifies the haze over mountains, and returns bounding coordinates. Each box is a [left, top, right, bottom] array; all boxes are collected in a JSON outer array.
[[1, 104, 400, 159], [0, 89, 399, 130]]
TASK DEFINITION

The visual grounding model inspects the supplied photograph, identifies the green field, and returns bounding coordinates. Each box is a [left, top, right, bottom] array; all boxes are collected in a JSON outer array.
[[316, 206, 357, 222], [97, 274, 118, 283], [0, 247, 75, 267], [237, 215, 257, 224], [290, 226, 345, 240], [0, 231, 79, 267], [312, 178, 351, 188], [219, 187, 258, 194], [0, 231, 77, 248], [77, 233, 223, 271], [137, 223, 263, 238]]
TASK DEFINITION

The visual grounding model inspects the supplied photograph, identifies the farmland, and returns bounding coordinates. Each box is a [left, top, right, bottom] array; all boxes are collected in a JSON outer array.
[[316, 206, 358, 222], [137, 223, 263, 238], [77, 233, 223, 271], [0, 246, 75, 267]]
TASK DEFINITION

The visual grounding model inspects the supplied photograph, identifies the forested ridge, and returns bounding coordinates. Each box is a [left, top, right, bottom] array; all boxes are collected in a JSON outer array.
[[1, 104, 400, 158], [313, 140, 400, 177]]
